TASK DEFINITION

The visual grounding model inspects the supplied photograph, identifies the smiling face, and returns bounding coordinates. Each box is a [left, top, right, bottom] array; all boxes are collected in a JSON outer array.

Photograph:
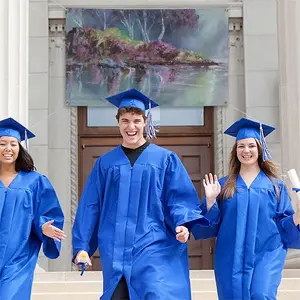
[[118, 111, 146, 148], [0, 136, 20, 166], [116, 107, 147, 149], [236, 138, 259, 166]]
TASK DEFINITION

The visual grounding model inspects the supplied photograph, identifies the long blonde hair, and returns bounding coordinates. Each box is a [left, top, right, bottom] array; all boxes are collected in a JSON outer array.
[[219, 139, 280, 200]]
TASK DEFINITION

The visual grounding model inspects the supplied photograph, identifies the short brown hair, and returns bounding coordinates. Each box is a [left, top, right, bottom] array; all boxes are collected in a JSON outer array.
[[116, 107, 146, 121]]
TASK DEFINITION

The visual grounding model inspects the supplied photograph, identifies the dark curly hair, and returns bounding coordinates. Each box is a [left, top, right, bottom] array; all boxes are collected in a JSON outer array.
[[116, 107, 146, 121], [15, 142, 36, 172]]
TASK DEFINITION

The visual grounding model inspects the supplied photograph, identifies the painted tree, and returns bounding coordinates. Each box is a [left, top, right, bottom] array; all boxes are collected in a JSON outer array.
[[134, 9, 200, 42], [90, 10, 118, 31], [113, 10, 136, 40], [135, 10, 154, 42], [68, 8, 84, 28]]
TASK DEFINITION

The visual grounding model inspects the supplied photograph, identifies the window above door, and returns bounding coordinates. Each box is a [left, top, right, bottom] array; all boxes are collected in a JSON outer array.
[[87, 106, 204, 127]]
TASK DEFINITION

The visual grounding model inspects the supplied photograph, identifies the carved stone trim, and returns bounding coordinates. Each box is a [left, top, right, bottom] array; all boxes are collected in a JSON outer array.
[[70, 107, 78, 271], [214, 106, 225, 178], [70, 107, 78, 225], [49, 19, 66, 34], [228, 18, 243, 32]]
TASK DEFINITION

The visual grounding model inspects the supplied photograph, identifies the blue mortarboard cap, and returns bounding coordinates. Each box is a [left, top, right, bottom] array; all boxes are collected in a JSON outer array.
[[105, 89, 159, 111], [224, 118, 275, 161], [224, 118, 275, 141], [0, 117, 35, 142]]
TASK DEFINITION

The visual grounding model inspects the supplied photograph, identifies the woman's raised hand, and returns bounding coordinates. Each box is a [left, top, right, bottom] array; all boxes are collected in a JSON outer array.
[[203, 173, 221, 210]]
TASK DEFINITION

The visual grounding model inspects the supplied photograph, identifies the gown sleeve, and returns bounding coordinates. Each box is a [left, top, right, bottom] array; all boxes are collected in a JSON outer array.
[[189, 177, 228, 240], [190, 198, 221, 240], [162, 152, 210, 230], [72, 158, 104, 260], [276, 182, 300, 249], [32, 175, 64, 259]]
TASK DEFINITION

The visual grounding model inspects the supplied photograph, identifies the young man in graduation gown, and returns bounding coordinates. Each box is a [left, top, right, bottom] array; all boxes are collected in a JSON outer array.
[[72, 89, 215, 300], [192, 118, 300, 300], [0, 118, 65, 300]]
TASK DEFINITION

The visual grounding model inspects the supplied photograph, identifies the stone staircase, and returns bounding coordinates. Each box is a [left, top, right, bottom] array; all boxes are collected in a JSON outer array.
[[32, 270, 300, 300]]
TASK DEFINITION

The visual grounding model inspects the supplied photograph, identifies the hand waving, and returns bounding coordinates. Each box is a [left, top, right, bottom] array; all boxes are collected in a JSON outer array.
[[203, 173, 221, 210], [42, 220, 66, 242]]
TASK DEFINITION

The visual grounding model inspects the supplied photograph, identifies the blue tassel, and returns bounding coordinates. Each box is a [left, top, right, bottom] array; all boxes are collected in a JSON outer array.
[[259, 123, 272, 161], [146, 101, 159, 139], [25, 130, 28, 151], [76, 262, 86, 276]]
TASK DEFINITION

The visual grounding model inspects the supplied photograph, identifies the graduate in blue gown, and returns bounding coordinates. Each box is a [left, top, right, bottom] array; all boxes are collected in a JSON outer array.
[[72, 89, 214, 300], [0, 118, 65, 300], [192, 118, 300, 300]]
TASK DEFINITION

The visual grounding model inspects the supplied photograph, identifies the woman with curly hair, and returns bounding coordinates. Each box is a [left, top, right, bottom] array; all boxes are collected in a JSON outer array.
[[192, 118, 300, 300], [0, 117, 65, 300]]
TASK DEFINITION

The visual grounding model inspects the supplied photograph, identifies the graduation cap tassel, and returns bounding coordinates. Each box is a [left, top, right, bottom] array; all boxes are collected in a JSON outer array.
[[25, 129, 28, 151], [146, 101, 159, 139], [259, 123, 272, 161]]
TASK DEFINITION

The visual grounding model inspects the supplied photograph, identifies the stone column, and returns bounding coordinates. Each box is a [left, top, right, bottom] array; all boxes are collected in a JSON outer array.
[[0, 1, 9, 116], [277, 0, 300, 268], [243, 0, 281, 165], [0, 0, 29, 125], [48, 4, 73, 271], [278, 0, 300, 174]]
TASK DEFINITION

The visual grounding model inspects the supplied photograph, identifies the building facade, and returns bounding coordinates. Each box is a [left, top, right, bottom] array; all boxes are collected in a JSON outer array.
[[0, 0, 300, 271]]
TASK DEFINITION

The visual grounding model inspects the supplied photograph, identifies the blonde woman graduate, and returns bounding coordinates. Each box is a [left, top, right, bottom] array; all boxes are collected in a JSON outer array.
[[191, 118, 300, 300]]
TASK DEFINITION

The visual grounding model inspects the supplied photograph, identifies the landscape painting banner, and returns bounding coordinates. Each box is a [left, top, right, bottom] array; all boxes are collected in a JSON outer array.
[[66, 8, 228, 107]]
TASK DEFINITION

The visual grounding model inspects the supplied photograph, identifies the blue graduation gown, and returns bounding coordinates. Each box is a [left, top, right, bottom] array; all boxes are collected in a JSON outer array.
[[0, 171, 64, 300], [72, 144, 210, 300], [192, 171, 300, 300]]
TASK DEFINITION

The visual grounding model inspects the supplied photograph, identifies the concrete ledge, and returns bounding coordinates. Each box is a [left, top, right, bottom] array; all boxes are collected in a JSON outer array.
[[31, 290, 300, 300]]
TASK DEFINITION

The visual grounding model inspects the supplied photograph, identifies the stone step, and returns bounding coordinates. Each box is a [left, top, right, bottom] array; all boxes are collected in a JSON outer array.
[[30, 290, 300, 300], [33, 270, 215, 281], [32, 270, 300, 300], [33, 269, 300, 281], [32, 277, 300, 293]]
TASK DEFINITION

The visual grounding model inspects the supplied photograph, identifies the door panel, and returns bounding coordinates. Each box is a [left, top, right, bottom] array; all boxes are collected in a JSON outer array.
[[153, 142, 214, 269]]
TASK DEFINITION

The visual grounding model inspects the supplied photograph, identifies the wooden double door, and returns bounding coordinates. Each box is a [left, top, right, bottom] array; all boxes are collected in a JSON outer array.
[[78, 107, 215, 270]]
